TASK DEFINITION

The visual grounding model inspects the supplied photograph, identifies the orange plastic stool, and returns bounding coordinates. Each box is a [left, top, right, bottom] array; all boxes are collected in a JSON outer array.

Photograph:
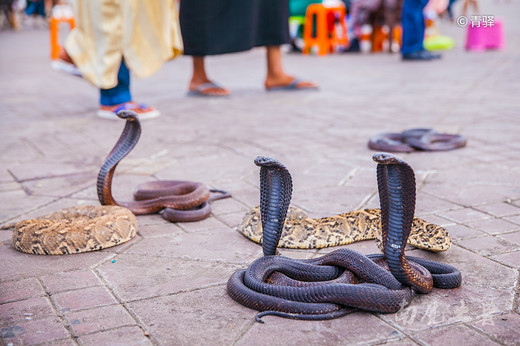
[[371, 26, 388, 52], [303, 3, 349, 55], [49, 7, 75, 60], [361, 25, 402, 53], [392, 25, 402, 49]]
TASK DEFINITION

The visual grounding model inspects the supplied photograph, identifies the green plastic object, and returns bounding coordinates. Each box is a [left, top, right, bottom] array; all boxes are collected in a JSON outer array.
[[289, 16, 305, 26], [424, 35, 455, 51]]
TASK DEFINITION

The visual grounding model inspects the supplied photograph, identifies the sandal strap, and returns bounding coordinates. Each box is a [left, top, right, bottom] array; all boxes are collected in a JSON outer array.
[[113, 102, 148, 113]]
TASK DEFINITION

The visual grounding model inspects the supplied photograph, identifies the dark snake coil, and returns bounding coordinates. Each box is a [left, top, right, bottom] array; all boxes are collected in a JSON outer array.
[[227, 154, 461, 322], [368, 128, 467, 153], [97, 110, 230, 222]]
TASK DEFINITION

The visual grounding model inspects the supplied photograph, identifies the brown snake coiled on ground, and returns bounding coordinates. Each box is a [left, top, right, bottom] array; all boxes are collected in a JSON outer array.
[[227, 154, 462, 322], [97, 110, 230, 222], [368, 128, 467, 153]]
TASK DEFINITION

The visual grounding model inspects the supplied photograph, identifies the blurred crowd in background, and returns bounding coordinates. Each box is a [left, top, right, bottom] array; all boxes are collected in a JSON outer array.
[[0, 0, 486, 119]]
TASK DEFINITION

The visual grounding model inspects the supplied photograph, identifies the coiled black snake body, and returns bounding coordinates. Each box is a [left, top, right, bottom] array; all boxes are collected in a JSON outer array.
[[368, 128, 467, 153], [227, 154, 461, 322]]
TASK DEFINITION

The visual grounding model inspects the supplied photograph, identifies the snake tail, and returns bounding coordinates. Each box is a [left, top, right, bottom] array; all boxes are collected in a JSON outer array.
[[373, 153, 433, 293], [226, 154, 461, 322], [254, 156, 293, 257], [255, 309, 352, 323]]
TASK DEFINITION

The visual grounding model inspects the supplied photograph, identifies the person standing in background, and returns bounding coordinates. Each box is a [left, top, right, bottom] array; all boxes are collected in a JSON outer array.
[[401, 0, 441, 60], [57, 0, 183, 119], [179, 0, 317, 97]]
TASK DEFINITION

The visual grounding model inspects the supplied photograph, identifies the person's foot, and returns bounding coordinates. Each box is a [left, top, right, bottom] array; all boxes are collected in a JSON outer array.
[[8, 11, 20, 30], [402, 50, 442, 61], [58, 48, 74, 64], [188, 81, 230, 97], [51, 48, 82, 76], [265, 76, 318, 91], [97, 102, 160, 120]]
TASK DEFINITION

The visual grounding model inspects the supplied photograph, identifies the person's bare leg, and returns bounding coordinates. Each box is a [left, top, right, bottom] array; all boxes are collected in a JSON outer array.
[[58, 47, 74, 64], [189, 56, 230, 96], [264, 46, 317, 90], [461, 0, 470, 16], [44, 0, 53, 16], [472, 0, 480, 14]]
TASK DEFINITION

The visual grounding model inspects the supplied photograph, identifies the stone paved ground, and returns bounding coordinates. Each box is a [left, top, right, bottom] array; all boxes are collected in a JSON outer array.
[[1, 1, 519, 345]]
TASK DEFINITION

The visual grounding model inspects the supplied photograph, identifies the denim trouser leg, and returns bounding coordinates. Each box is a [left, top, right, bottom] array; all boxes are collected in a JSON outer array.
[[401, 0, 429, 55], [99, 60, 132, 106], [25, 1, 45, 16]]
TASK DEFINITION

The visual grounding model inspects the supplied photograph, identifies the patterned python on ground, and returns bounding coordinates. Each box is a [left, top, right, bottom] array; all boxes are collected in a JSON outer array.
[[3, 206, 137, 255], [239, 206, 451, 252]]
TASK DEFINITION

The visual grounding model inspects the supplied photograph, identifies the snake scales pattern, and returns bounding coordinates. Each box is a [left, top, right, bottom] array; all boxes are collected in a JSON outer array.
[[238, 206, 451, 252], [97, 110, 230, 222], [368, 128, 467, 153], [6, 206, 137, 255], [3, 110, 232, 255], [227, 154, 461, 321]]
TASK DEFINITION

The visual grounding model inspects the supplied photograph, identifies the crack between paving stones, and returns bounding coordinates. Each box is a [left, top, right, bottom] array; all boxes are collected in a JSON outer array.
[[134, 229, 191, 238], [429, 205, 520, 231], [512, 270, 520, 313], [454, 240, 520, 263], [66, 323, 143, 342], [0, 198, 61, 226], [218, 141, 279, 161], [337, 167, 360, 186], [419, 191, 468, 209], [488, 257, 520, 273], [89, 267, 160, 345], [21, 137, 46, 157], [355, 189, 378, 210], [230, 318, 257, 346], [374, 313, 425, 345], [0, 183, 98, 225], [416, 171, 437, 193], [464, 313, 515, 345], [13, 171, 96, 183], [38, 277, 80, 345], [92, 249, 251, 268], [373, 337, 420, 345], [370, 333, 416, 346], [114, 282, 229, 306], [7, 169, 33, 195], [111, 233, 144, 255], [212, 214, 246, 231], [489, 228, 520, 237], [87, 235, 145, 270]]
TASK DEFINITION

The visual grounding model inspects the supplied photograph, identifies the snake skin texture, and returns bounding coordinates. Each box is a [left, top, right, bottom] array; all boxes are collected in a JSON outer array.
[[238, 206, 452, 252], [368, 128, 467, 152], [255, 156, 293, 257], [227, 154, 462, 322], [6, 206, 137, 255], [375, 153, 432, 293], [97, 110, 230, 222]]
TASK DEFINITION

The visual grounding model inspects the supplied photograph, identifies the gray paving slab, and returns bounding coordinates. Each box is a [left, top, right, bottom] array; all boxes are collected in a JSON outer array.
[[1, 1, 520, 345]]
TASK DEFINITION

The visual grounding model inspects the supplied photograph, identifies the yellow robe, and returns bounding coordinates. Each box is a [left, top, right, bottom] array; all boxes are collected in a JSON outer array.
[[65, 0, 183, 89]]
